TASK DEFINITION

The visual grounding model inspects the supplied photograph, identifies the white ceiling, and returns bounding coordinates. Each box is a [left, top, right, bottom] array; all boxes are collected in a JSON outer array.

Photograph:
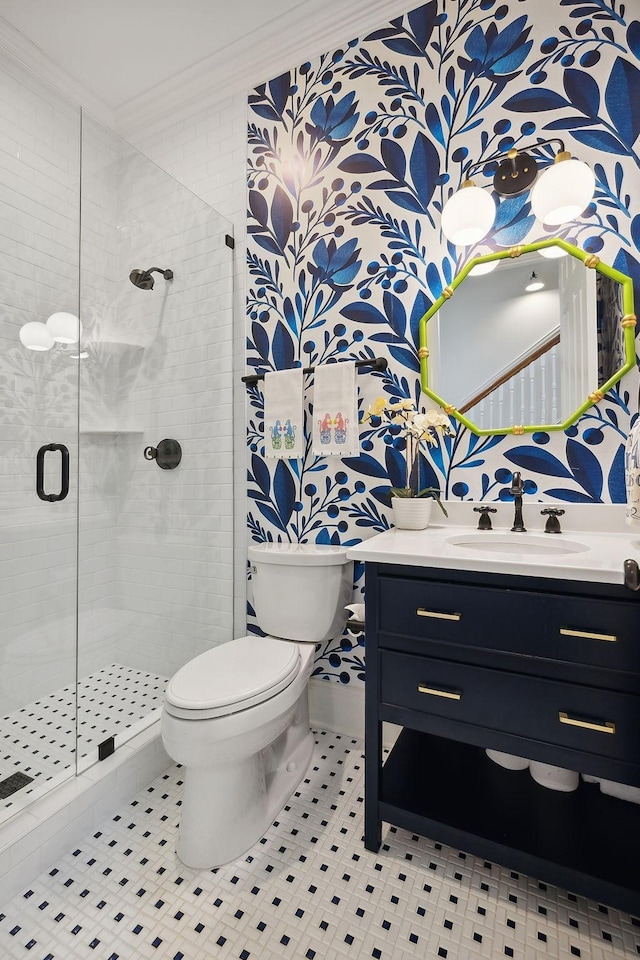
[[0, 0, 309, 108]]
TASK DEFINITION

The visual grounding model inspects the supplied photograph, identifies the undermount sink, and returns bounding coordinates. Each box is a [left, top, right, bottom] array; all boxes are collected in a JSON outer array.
[[446, 533, 590, 556]]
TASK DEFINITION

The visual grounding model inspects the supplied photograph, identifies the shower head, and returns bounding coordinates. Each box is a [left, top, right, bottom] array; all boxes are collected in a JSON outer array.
[[129, 267, 174, 290]]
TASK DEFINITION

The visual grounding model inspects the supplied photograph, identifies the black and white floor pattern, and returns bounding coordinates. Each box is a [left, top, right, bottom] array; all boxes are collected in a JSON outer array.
[[0, 665, 167, 815], [0, 730, 637, 960]]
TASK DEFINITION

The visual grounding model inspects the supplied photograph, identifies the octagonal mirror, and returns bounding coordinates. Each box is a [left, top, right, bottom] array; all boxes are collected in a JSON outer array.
[[419, 239, 636, 436]]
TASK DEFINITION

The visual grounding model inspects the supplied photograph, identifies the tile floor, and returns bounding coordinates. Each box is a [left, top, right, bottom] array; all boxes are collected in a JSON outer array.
[[0, 665, 167, 815], [0, 730, 637, 960]]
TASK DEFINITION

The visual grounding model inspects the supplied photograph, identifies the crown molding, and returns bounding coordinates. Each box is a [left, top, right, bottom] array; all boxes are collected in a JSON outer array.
[[115, 0, 410, 143], [0, 16, 114, 126]]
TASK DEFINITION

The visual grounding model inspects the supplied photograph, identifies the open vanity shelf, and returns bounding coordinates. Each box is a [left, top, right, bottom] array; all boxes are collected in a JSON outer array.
[[381, 728, 640, 915], [362, 559, 640, 916]]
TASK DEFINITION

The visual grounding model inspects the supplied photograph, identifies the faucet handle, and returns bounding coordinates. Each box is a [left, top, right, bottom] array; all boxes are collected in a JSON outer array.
[[473, 506, 497, 530], [541, 507, 565, 534]]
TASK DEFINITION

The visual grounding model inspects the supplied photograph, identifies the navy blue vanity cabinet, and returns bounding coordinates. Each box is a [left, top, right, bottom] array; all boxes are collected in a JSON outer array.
[[364, 562, 640, 915]]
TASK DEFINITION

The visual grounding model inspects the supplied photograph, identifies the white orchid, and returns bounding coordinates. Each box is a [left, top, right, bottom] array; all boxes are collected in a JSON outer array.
[[362, 396, 453, 508]]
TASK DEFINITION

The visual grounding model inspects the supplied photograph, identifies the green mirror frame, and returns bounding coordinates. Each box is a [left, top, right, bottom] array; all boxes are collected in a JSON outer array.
[[418, 239, 636, 437]]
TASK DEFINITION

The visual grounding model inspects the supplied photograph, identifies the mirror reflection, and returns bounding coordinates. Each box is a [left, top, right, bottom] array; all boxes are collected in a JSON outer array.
[[426, 246, 627, 433]]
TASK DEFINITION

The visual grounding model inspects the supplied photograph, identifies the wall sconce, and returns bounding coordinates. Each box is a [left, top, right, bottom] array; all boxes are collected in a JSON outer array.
[[19, 321, 55, 351], [441, 139, 595, 246], [19, 312, 82, 351], [538, 245, 568, 259], [469, 259, 499, 276], [46, 311, 82, 344]]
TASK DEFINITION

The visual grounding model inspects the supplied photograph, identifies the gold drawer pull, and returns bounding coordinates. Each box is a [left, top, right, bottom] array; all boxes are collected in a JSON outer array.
[[418, 684, 462, 701], [560, 627, 617, 643], [559, 711, 615, 735], [417, 608, 461, 621]]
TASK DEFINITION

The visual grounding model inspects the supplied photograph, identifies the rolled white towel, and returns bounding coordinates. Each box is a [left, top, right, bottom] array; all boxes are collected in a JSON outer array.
[[530, 761, 579, 792], [581, 773, 601, 784], [485, 750, 529, 771], [599, 779, 640, 803]]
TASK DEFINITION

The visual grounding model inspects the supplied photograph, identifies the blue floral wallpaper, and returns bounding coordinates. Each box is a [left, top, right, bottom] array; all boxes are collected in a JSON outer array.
[[246, 0, 640, 683]]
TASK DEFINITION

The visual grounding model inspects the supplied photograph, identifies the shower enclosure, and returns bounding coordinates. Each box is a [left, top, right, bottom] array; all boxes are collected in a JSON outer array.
[[0, 50, 234, 821]]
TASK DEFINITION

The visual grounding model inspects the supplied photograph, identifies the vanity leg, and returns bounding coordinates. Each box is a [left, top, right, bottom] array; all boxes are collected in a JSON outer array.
[[364, 716, 382, 852], [364, 566, 382, 852]]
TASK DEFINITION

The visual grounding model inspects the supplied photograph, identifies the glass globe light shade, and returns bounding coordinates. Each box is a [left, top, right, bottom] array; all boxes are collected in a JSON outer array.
[[19, 321, 54, 351], [46, 311, 82, 343], [538, 245, 568, 259], [469, 259, 499, 276], [441, 183, 496, 246], [531, 155, 595, 226]]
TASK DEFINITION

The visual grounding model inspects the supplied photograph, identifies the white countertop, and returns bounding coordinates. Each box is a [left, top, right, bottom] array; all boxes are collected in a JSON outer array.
[[346, 502, 640, 585]]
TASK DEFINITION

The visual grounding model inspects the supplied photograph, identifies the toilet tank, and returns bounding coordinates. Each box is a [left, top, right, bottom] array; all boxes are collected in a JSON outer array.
[[248, 543, 353, 644]]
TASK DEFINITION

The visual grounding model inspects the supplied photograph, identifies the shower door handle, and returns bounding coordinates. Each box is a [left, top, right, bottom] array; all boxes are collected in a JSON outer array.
[[36, 443, 69, 502]]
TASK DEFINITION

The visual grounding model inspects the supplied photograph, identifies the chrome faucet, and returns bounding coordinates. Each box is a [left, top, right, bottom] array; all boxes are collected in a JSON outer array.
[[509, 471, 526, 532]]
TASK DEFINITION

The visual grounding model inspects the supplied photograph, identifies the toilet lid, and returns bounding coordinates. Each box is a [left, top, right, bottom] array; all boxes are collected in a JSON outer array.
[[164, 635, 301, 717]]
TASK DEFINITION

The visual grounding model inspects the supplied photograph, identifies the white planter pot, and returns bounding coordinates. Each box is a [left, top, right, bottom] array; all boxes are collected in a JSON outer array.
[[391, 497, 433, 530]]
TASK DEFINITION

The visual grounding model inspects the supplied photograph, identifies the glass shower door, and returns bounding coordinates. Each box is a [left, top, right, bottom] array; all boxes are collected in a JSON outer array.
[[0, 52, 80, 820], [76, 114, 234, 768]]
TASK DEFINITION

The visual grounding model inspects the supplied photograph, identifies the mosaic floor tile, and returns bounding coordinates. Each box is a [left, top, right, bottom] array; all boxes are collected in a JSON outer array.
[[0, 730, 638, 959], [0, 665, 167, 814]]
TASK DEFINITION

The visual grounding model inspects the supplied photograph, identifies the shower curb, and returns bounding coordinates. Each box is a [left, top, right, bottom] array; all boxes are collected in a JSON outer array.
[[0, 722, 170, 906]]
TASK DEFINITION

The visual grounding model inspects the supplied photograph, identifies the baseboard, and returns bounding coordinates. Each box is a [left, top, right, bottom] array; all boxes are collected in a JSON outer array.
[[308, 679, 401, 751], [0, 723, 170, 905], [308, 678, 365, 740]]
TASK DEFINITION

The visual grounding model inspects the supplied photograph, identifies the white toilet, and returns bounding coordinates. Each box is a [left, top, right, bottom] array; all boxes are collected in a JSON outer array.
[[161, 542, 353, 868]]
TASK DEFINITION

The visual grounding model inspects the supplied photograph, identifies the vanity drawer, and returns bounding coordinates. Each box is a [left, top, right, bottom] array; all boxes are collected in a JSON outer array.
[[380, 650, 640, 763], [378, 576, 640, 675]]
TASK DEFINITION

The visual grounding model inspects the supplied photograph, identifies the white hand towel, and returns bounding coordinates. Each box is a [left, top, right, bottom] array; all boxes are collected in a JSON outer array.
[[625, 417, 640, 525], [312, 361, 358, 456], [264, 369, 304, 459]]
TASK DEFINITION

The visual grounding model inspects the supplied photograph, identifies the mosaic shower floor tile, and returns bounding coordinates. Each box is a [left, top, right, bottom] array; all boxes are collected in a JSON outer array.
[[0, 730, 638, 959], [0, 665, 167, 815]]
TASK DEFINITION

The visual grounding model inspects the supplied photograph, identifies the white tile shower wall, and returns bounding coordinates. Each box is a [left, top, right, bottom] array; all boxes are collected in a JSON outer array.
[[0, 51, 81, 713], [127, 91, 250, 642], [78, 116, 127, 680], [111, 139, 235, 678]]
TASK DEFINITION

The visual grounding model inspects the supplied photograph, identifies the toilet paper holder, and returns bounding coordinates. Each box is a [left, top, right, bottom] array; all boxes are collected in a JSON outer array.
[[345, 603, 365, 635]]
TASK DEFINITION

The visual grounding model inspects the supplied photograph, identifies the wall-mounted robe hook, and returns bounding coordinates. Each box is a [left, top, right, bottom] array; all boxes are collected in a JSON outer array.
[[144, 438, 182, 470]]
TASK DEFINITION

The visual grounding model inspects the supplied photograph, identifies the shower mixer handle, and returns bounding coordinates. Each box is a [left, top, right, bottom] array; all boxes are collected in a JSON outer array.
[[144, 438, 182, 470]]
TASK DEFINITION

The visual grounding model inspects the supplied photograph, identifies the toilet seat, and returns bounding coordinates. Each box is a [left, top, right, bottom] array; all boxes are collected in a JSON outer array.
[[164, 635, 301, 720]]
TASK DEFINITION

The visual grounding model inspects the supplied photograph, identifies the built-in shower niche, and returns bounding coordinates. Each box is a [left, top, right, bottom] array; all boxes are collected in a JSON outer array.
[[79, 340, 145, 504], [80, 339, 145, 433]]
